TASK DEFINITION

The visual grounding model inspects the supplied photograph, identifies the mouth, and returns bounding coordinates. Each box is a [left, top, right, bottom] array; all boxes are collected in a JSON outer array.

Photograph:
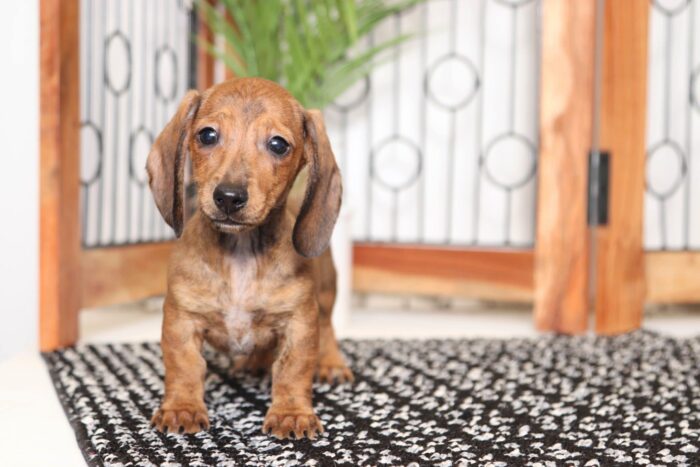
[[210, 216, 253, 232]]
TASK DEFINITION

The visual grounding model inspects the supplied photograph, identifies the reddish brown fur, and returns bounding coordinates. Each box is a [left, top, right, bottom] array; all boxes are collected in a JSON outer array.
[[146, 78, 351, 439]]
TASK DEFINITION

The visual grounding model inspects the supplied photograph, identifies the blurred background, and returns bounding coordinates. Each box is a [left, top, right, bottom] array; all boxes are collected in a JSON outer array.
[[2, 0, 700, 363]]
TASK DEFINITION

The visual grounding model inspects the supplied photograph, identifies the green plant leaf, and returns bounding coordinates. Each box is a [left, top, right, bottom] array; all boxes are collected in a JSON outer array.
[[197, 0, 424, 108], [336, 0, 358, 40], [196, 37, 248, 77]]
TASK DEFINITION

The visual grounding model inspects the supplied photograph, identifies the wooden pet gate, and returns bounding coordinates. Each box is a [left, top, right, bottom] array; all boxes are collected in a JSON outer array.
[[40, 0, 700, 351]]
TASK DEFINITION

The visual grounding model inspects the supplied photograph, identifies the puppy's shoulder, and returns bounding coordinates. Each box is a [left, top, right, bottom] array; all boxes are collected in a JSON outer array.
[[168, 215, 220, 278]]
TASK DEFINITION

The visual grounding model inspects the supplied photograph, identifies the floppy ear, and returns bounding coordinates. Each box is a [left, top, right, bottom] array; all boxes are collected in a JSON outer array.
[[293, 110, 343, 258], [146, 90, 201, 237]]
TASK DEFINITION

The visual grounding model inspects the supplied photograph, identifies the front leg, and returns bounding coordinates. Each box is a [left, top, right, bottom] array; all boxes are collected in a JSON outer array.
[[263, 300, 322, 440], [152, 299, 210, 434]]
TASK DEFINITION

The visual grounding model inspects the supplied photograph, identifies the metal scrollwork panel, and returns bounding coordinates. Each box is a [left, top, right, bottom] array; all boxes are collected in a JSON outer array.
[[644, 0, 700, 251], [80, 0, 195, 248], [325, 0, 540, 247]]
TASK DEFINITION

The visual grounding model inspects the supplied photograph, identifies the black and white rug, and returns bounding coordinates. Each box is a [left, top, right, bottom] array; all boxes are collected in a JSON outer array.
[[44, 331, 700, 466]]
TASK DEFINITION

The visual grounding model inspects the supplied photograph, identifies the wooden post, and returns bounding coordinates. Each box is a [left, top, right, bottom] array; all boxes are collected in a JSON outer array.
[[534, 0, 596, 334], [39, 0, 82, 351], [594, 0, 649, 334]]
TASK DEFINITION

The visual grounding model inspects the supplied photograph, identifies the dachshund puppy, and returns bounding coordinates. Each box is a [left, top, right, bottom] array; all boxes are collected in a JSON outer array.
[[146, 78, 352, 440]]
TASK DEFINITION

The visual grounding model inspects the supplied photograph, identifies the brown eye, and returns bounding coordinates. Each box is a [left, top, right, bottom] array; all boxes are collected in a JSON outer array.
[[267, 136, 290, 156], [198, 127, 218, 146]]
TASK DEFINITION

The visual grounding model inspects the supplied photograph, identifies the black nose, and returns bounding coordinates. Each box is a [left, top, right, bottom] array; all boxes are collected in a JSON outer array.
[[213, 184, 248, 214]]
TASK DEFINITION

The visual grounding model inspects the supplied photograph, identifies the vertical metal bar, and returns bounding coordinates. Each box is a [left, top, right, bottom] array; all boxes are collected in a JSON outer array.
[[504, 188, 513, 246], [138, 0, 148, 242], [472, 0, 487, 245], [159, 0, 172, 241], [109, 0, 122, 245], [418, 0, 428, 241], [446, 111, 456, 243], [505, 4, 518, 244], [124, 0, 135, 244], [97, 0, 108, 245], [684, 1, 694, 250], [660, 202, 667, 250], [149, 0, 159, 240], [660, 12, 672, 249], [445, 0, 458, 243], [508, 4, 518, 134], [392, 12, 401, 241]]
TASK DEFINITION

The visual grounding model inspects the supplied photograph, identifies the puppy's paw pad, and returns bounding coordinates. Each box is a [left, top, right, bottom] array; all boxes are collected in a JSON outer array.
[[151, 406, 210, 434], [316, 363, 354, 384], [262, 411, 323, 440]]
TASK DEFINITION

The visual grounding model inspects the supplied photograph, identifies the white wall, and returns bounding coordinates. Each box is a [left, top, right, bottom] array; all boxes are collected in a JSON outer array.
[[0, 1, 39, 360]]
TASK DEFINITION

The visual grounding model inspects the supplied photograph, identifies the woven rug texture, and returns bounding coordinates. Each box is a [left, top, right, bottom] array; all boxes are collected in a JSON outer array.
[[43, 331, 700, 466]]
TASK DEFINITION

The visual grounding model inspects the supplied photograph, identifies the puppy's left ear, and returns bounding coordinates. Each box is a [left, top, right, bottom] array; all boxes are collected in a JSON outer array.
[[146, 90, 201, 237], [293, 110, 342, 257]]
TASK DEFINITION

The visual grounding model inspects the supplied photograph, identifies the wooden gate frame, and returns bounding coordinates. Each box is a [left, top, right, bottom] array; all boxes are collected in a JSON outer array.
[[355, 1, 699, 333], [40, 0, 81, 351], [40, 0, 697, 351], [39, 0, 215, 351]]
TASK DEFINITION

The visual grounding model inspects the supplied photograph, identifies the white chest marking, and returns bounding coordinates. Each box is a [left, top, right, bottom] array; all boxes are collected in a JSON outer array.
[[224, 247, 257, 355]]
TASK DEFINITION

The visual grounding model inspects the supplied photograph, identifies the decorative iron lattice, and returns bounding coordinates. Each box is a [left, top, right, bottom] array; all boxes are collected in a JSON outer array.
[[325, 0, 540, 247], [645, 0, 700, 250], [82, 0, 539, 249], [80, 0, 195, 248]]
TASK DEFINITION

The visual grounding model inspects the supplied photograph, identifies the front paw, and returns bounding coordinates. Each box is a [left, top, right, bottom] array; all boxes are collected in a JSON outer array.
[[151, 403, 210, 434], [262, 406, 323, 440]]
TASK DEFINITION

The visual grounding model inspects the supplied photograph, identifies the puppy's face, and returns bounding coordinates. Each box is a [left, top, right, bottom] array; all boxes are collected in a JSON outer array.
[[190, 80, 306, 234], [147, 77, 342, 257]]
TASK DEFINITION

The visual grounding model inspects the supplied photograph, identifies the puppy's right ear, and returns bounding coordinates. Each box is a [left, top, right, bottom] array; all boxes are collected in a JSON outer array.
[[146, 90, 201, 237]]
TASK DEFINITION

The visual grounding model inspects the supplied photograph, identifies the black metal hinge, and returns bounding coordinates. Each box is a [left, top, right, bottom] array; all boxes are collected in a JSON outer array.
[[587, 151, 610, 227]]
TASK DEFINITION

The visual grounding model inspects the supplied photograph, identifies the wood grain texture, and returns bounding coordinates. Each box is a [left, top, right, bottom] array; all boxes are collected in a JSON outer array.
[[534, 0, 595, 334], [81, 242, 175, 309], [353, 244, 534, 302], [646, 252, 700, 303], [594, 0, 649, 334], [40, 0, 81, 351]]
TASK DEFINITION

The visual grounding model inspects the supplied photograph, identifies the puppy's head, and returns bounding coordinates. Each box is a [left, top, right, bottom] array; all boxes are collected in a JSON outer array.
[[146, 78, 342, 257]]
